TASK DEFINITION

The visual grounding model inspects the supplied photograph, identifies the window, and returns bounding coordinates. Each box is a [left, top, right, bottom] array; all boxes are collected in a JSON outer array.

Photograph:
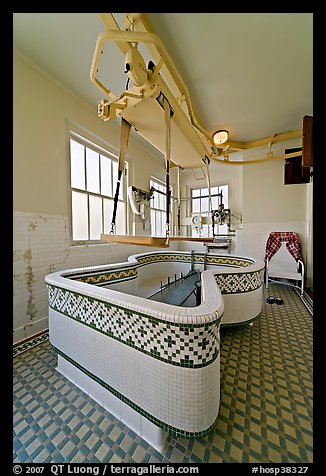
[[150, 177, 171, 237], [70, 132, 127, 242], [191, 185, 229, 237]]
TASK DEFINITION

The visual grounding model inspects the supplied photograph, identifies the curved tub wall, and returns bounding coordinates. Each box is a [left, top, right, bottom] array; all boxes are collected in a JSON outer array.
[[45, 262, 224, 442], [208, 256, 264, 326], [76, 251, 264, 326], [45, 251, 263, 448], [133, 252, 264, 325]]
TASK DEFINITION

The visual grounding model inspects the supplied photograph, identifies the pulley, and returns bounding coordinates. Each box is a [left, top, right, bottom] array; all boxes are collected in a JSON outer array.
[[125, 44, 148, 87]]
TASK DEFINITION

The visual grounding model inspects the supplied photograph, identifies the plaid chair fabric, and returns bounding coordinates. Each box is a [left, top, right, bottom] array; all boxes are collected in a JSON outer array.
[[264, 232, 302, 264]]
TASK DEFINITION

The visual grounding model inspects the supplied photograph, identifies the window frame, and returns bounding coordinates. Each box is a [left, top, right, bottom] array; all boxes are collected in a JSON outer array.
[[150, 176, 173, 237], [190, 184, 229, 237], [69, 130, 128, 245]]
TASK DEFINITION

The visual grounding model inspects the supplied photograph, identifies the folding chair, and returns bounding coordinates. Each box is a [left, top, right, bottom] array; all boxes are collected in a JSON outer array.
[[264, 232, 305, 296]]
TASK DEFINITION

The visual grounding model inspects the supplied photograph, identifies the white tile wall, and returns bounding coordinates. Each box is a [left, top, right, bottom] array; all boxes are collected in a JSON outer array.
[[58, 353, 168, 452], [13, 210, 174, 344], [235, 221, 309, 262], [49, 307, 220, 435]]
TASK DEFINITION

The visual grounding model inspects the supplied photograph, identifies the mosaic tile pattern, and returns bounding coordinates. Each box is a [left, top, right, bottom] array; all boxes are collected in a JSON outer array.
[[214, 270, 263, 294], [13, 331, 49, 358], [13, 284, 313, 463], [68, 267, 137, 286], [136, 253, 254, 268], [47, 285, 221, 368], [64, 253, 255, 288]]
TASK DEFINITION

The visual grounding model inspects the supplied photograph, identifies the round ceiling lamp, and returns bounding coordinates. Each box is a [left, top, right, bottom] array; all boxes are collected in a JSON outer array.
[[213, 130, 229, 145]]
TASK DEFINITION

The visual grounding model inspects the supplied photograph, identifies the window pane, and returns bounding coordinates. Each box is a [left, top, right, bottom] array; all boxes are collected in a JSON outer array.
[[201, 188, 208, 197], [154, 210, 159, 236], [150, 178, 169, 236], [158, 186, 164, 210], [112, 160, 118, 192], [211, 186, 219, 209], [72, 191, 88, 240], [103, 199, 114, 234], [219, 224, 228, 234], [211, 195, 219, 210], [100, 155, 112, 197], [70, 140, 85, 190], [201, 197, 208, 213], [202, 224, 210, 237], [116, 201, 126, 235], [192, 189, 200, 197], [70, 133, 128, 242], [157, 210, 163, 236], [151, 209, 155, 235], [192, 198, 200, 214], [86, 148, 100, 193], [153, 190, 159, 209], [89, 195, 102, 240]]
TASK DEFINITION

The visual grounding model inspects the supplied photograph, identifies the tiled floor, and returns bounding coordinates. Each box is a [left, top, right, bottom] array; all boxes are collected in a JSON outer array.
[[13, 284, 313, 463]]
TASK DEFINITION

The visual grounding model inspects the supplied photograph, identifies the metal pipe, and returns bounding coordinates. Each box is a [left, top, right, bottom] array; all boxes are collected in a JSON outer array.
[[203, 156, 212, 236], [211, 149, 302, 166], [152, 189, 222, 201], [177, 166, 181, 235]]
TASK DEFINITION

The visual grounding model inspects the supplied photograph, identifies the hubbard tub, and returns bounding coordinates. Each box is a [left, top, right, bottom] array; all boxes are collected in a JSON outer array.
[[45, 251, 264, 451]]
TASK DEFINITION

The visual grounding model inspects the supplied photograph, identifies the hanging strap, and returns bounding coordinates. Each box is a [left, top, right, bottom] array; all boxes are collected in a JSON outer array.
[[110, 118, 132, 234], [163, 96, 171, 245]]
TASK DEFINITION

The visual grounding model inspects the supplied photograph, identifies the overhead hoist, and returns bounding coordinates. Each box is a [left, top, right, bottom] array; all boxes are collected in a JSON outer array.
[[90, 18, 215, 247]]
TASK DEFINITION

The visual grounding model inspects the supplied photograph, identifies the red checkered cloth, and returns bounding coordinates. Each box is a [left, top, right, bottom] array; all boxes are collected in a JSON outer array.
[[264, 232, 302, 264]]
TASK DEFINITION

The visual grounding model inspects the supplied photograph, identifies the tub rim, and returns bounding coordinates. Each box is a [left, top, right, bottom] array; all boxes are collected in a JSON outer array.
[[45, 251, 263, 325]]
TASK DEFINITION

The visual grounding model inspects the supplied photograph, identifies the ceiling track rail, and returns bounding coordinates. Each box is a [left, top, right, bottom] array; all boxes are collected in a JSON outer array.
[[93, 13, 304, 166]]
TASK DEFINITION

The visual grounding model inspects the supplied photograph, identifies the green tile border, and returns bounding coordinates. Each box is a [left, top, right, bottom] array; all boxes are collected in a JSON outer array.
[[64, 252, 255, 287], [48, 284, 222, 369], [215, 269, 263, 294], [13, 330, 49, 358], [70, 268, 137, 286], [52, 344, 217, 438]]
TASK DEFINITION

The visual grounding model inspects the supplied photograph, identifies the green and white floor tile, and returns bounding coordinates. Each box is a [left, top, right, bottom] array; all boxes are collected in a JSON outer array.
[[13, 284, 313, 463]]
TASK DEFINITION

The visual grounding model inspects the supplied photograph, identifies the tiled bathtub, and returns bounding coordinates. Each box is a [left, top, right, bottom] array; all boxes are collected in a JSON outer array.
[[45, 250, 263, 451]]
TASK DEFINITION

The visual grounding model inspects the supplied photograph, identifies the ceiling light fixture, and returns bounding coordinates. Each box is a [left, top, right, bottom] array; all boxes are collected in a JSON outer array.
[[213, 130, 229, 145]]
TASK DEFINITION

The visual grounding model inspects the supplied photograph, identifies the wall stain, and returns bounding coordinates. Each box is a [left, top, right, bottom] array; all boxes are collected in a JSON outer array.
[[23, 249, 36, 321], [63, 220, 70, 263]]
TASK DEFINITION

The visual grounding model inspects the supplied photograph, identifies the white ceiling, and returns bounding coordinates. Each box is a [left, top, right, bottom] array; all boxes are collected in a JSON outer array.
[[13, 12, 313, 146]]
